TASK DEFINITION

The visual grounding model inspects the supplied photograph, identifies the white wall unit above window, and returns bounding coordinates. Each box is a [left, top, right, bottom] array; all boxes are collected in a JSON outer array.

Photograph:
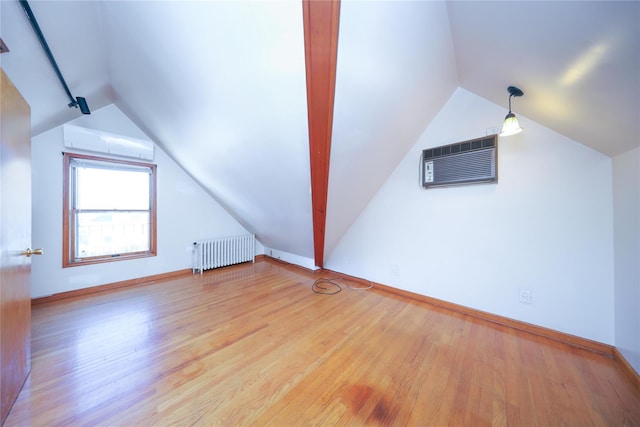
[[63, 124, 154, 160]]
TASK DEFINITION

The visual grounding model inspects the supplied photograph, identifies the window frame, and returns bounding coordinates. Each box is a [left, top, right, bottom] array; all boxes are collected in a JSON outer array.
[[62, 152, 157, 268]]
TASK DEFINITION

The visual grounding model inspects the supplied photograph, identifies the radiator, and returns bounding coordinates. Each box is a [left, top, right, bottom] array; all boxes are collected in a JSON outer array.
[[193, 235, 255, 274]]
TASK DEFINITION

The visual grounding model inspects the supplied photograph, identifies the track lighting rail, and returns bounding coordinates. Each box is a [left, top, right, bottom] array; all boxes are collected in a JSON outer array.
[[19, 0, 90, 114]]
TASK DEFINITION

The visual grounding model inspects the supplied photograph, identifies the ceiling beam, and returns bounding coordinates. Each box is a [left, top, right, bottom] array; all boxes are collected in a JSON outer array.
[[302, 0, 340, 268]]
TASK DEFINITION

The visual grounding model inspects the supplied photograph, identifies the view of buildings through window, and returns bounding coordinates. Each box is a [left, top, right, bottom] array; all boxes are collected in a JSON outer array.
[[65, 153, 156, 266], [75, 166, 150, 257]]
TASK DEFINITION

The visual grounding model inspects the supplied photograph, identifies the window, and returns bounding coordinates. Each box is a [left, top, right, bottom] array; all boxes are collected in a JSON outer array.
[[63, 152, 157, 267]]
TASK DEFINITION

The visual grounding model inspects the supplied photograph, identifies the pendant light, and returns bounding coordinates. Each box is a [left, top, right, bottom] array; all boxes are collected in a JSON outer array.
[[500, 86, 523, 136]]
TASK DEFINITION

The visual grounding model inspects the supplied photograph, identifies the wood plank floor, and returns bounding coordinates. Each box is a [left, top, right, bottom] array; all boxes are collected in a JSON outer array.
[[6, 259, 640, 426]]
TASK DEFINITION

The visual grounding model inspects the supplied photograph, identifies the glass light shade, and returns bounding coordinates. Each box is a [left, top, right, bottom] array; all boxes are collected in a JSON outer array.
[[500, 112, 522, 136]]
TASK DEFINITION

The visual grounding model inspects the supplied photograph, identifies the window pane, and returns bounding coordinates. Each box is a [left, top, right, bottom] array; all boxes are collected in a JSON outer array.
[[76, 211, 150, 258], [76, 167, 149, 210], [64, 153, 157, 267]]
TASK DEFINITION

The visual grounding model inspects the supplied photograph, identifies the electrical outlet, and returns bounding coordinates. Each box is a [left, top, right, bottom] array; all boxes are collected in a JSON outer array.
[[519, 290, 531, 304]]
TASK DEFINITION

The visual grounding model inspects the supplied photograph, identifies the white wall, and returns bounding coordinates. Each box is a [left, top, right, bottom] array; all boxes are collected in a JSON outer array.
[[326, 88, 615, 344], [613, 147, 640, 374], [263, 247, 318, 271], [31, 104, 256, 298]]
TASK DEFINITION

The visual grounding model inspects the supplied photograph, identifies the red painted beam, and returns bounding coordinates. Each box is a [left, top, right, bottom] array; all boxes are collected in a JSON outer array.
[[302, 0, 340, 268]]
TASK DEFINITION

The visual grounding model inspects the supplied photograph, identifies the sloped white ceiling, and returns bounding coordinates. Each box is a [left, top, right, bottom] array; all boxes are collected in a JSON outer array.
[[99, 0, 314, 257], [1, 0, 638, 265], [326, 0, 458, 258], [448, 1, 640, 156], [0, 0, 112, 135]]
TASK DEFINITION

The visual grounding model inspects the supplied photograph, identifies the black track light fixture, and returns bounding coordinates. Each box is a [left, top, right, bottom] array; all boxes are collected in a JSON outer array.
[[73, 97, 91, 115], [19, 0, 91, 115]]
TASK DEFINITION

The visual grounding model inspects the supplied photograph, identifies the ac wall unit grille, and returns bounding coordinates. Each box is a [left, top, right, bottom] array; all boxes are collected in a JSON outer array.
[[421, 135, 497, 188]]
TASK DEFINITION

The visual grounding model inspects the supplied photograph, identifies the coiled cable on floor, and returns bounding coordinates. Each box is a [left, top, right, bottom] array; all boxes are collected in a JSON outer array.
[[312, 276, 372, 295], [312, 278, 342, 295]]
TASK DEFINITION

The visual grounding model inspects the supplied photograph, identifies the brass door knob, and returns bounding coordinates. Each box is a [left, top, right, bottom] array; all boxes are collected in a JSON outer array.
[[24, 248, 44, 257]]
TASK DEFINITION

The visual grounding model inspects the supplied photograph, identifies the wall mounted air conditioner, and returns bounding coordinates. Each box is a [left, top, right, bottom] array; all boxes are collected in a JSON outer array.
[[63, 124, 154, 160], [420, 134, 497, 188]]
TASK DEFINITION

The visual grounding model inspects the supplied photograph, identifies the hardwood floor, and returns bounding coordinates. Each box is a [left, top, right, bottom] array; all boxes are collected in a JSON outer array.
[[6, 259, 640, 426]]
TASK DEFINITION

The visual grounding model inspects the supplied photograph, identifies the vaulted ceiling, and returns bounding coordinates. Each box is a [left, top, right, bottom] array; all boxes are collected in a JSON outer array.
[[1, 1, 638, 265]]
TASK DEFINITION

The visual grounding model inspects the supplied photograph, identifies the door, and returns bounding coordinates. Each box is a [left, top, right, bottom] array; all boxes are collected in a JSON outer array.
[[0, 68, 32, 424]]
